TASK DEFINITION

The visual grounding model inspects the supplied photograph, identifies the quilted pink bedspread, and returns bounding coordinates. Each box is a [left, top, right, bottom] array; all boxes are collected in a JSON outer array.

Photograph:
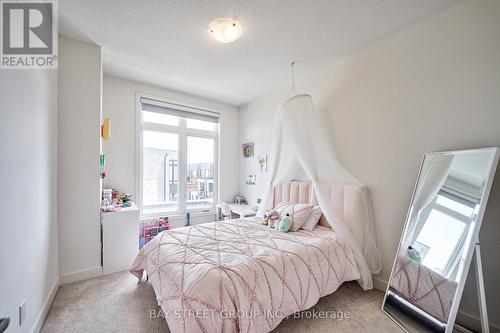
[[131, 219, 360, 333], [389, 255, 457, 323]]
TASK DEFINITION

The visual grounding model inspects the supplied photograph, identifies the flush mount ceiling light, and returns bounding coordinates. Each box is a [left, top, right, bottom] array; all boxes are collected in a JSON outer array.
[[209, 18, 242, 43]]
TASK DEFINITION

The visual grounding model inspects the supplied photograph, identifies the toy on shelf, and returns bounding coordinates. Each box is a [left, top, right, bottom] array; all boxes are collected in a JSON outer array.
[[100, 154, 106, 179], [101, 189, 115, 212], [111, 190, 132, 206], [143, 217, 170, 245], [101, 189, 133, 212]]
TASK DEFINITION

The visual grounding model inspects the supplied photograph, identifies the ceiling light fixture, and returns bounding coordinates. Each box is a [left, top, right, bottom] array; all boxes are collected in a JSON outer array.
[[209, 18, 242, 43]]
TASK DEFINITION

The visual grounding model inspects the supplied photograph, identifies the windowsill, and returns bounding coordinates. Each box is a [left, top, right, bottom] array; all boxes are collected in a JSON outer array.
[[140, 210, 216, 221]]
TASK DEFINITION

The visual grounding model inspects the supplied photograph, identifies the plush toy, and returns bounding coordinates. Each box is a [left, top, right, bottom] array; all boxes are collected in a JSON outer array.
[[407, 246, 422, 263], [277, 214, 292, 232], [261, 209, 279, 227], [268, 218, 277, 228]]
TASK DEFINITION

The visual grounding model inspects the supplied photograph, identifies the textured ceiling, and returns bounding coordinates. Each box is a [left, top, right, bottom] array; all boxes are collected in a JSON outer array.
[[59, 0, 457, 106]]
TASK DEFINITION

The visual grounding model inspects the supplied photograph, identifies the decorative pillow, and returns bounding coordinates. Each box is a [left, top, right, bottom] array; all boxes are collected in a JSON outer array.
[[301, 206, 323, 231], [275, 202, 314, 231]]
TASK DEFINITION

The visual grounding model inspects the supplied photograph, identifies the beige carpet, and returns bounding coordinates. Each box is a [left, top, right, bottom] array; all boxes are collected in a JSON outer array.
[[41, 272, 402, 333]]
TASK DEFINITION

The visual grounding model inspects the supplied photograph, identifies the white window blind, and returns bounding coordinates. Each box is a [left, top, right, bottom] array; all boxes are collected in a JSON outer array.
[[140, 97, 220, 124]]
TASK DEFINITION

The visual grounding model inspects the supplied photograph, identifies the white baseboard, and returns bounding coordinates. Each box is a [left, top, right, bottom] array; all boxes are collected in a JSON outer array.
[[31, 278, 59, 333], [456, 309, 500, 333], [454, 322, 475, 333], [60, 266, 102, 285], [373, 276, 388, 292]]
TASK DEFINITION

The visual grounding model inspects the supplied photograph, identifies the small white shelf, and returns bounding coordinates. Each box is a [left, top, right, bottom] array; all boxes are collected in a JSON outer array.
[[101, 202, 140, 275]]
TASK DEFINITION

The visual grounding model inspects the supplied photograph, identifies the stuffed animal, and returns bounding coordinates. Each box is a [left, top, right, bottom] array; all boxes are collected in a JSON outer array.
[[261, 209, 279, 227], [268, 218, 277, 228], [277, 214, 292, 232], [407, 246, 422, 263]]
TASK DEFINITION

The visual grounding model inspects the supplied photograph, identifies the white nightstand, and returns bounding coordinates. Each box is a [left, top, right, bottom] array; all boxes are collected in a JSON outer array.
[[101, 202, 139, 275]]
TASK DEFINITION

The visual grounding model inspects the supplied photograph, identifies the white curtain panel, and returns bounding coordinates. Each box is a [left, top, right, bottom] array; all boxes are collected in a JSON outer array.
[[404, 153, 455, 248], [257, 94, 381, 289]]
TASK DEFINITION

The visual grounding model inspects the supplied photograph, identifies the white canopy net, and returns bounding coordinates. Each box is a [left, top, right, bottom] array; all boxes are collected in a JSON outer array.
[[257, 94, 381, 289]]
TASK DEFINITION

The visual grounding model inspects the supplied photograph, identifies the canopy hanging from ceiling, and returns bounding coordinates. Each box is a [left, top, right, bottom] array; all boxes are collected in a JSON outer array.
[[257, 94, 381, 289]]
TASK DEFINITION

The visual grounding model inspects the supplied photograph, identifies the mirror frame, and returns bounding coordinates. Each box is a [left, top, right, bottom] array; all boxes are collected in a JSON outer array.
[[382, 147, 500, 333]]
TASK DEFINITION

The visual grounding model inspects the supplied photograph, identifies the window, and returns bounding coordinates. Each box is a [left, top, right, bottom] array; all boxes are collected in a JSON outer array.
[[186, 136, 215, 211], [139, 97, 219, 217], [413, 191, 476, 279], [142, 131, 179, 214]]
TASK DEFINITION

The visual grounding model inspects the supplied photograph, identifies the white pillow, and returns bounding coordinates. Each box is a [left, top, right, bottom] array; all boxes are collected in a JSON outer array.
[[301, 206, 322, 231], [275, 202, 314, 231]]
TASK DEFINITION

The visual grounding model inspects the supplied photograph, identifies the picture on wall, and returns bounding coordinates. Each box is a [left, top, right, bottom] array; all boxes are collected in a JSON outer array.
[[258, 155, 267, 171], [245, 174, 256, 185], [241, 143, 254, 158]]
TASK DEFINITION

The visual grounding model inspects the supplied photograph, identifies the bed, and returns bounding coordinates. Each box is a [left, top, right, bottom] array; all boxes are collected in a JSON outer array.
[[130, 181, 366, 333], [389, 254, 457, 324]]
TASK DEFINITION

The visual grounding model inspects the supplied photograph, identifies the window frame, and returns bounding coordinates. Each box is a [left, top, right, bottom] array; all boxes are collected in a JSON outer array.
[[416, 189, 476, 278], [136, 93, 219, 219]]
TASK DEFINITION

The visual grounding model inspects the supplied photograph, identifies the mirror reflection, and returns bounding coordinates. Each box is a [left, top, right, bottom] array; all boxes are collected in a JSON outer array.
[[383, 148, 498, 333]]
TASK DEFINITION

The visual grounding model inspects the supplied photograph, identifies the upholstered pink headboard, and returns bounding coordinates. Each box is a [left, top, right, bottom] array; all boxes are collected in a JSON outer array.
[[272, 181, 367, 234]]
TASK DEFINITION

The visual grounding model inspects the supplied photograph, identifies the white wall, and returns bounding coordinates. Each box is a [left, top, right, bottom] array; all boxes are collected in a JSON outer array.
[[58, 37, 103, 284], [102, 75, 240, 225], [240, 0, 500, 328], [458, 167, 500, 333], [0, 71, 59, 331]]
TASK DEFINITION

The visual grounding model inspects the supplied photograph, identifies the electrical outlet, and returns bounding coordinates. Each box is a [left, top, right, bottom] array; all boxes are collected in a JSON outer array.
[[18, 301, 26, 326]]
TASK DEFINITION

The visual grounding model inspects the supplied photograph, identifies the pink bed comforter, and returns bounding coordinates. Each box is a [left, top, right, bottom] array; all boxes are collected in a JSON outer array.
[[131, 218, 360, 333], [389, 255, 457, 323]]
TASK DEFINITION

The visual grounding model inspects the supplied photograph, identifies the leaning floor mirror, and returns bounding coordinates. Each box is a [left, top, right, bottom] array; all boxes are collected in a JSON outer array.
[[382, 148, 499, 333]]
